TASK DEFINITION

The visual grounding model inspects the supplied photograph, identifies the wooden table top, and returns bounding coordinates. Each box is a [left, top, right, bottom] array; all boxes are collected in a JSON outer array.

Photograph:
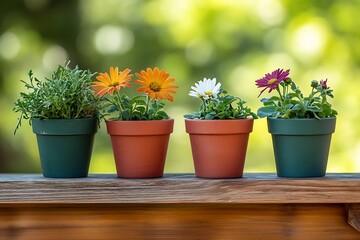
[[1, 173, 360, 204]]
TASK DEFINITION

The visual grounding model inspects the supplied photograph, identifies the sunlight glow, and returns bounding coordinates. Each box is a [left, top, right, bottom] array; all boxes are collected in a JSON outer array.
[[290, 21, 328, 61], [42, 45, 68, 71], [94, 25, 134, 55], [256, 0, 285, 26], [185, 39, 214, 66], [0, 32, 20, 59]]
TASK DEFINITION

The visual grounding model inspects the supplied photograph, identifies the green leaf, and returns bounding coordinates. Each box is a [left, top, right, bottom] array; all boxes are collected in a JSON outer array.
[[307, 106, 322, 112], [257, 106, 276, 118], [132, 98, 147, 106], [331, 109, 338, 116], [268, 96, 280, 101], [288, 93, 298, 98], [285, 104, 293, 109], [121, 110, 131, 120], [156, 111, 169, 119], [291, 104, 302, 111], [136, 106, 146, 112], [183, 114, 194, 119], [205, 113, 215, 120]]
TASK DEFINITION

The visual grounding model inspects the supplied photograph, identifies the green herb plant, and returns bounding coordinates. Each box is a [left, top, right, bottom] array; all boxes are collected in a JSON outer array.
[[14, 62, 99, 134]]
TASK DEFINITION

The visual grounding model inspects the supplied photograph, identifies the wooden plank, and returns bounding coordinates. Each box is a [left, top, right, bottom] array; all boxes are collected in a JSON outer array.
[[1, 173, 360, 204], [0, 203, 358, 240]]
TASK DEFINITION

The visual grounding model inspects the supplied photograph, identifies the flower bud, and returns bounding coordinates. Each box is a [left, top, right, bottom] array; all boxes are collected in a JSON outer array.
[[284, 77, 292, 83], [320, 79, 328, 89], [311, 80, 319, 88]]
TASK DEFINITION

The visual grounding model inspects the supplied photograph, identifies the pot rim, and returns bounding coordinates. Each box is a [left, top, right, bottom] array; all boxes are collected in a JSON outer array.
[[185, 118, 254, 134], [105, 118, 174, 123], [267, 117, 336, 135], [184, 117, 255, 122], [267, 116, 336, 121], [106, 118, 174, 136], [32, 118, 98, 135]]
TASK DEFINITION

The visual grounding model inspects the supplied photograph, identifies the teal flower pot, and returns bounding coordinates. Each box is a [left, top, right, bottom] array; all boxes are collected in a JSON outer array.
[[267, 117, 336, 178], [32, 118, 98, 178]]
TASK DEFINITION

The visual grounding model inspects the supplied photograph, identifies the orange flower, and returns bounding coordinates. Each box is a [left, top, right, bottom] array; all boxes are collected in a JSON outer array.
[[135, 67, 178, 102], [92, 67, 132, 97]]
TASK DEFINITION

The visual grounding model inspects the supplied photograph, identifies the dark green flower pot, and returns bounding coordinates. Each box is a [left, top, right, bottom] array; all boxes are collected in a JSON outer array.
[[32, 118, 98, 178], [267, 117, 336, 178]]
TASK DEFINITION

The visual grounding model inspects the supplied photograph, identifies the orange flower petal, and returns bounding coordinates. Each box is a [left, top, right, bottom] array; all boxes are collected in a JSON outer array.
[[135, 71, 149, 83], [94, 86, 110, 97], [110, 67, 118, 84], [164, 77, 176, 84], [165, 89, 177, 94], [165, 83, 178, 88], [96, 73, 111, 85], [149, 92, 157, 99], [164, 93, 174, 102], [136, 86, 148, 92]]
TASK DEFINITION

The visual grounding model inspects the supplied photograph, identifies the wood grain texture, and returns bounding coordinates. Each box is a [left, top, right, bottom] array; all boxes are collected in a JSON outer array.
[[347, 204, 360, 232], [1, 173, 360, 203], [1, 174, 360, 238], [0, 204, 359, 240]]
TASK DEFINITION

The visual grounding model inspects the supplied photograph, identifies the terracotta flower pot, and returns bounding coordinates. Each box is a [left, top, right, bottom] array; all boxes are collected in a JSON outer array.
[[106, 119, 174, 178], [185, 119, 254, 178]]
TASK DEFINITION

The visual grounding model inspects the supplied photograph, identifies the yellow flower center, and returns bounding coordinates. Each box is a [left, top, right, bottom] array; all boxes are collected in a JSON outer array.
[[204, 90, 213, 95], [109, 82, 120, 87], [267, 78, 277, 84], [149, 82, 161, 92]]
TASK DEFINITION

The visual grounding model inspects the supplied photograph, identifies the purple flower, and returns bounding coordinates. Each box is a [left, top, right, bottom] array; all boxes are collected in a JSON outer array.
[[255, 68, 290, 97], [320, 79, 328, 89]]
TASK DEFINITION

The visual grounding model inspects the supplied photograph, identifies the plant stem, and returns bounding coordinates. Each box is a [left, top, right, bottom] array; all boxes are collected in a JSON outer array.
[[145, 95, 151, 118], [275, 86, 284, 108], [282, 84, 286, 100], [276, 87, 282, 101], [308, 88, 315, 106], [115, 91, 123, 119], [201, 98, 207, 117]]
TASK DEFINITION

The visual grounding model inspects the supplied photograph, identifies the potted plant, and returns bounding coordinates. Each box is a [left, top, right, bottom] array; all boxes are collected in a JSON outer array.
[[256, 68, 337, 178], [184, 78, 257, 178], [14, 62, 99, 178], [92, 66, 178, 178]]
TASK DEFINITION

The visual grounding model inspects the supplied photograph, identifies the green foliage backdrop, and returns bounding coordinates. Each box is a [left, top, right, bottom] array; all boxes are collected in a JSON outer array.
[[1, 0, 359, 173]]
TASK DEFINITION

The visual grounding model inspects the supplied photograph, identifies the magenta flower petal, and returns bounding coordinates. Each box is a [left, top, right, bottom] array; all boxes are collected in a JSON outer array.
[[320, 79, 328, 89], [256, 68, 290, 97]]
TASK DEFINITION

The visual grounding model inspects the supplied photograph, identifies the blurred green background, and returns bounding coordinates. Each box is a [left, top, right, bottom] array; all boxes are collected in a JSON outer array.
[[1, 0, 359, 173]]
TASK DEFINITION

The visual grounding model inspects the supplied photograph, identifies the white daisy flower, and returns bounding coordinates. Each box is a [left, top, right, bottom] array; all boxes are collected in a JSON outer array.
[[189, 78, 221, 100]]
